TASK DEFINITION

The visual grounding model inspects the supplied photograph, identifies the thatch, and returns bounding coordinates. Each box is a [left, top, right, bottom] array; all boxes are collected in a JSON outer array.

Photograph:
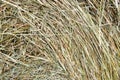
[[0, 0, 120, 80]]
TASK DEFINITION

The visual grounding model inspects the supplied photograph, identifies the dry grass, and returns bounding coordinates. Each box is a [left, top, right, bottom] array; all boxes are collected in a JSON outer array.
[[0, 0, 120, 80]]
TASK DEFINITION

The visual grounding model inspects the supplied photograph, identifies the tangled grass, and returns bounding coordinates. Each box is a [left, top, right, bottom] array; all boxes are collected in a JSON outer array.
[[0, 0, 120, 80]]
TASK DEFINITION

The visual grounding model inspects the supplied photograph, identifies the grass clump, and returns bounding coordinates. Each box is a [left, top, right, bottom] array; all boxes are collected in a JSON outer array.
[[0, 0, 120, 80]]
